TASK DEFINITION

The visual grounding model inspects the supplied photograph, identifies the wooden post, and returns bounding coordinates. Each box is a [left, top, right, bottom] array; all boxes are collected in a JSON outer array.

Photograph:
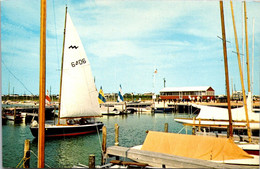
[[88, 154, 95, 169], [101, 126, 107, 165], [13, 108, 16, 122], [115, 123, 119, 146], [164, 123, 168, 132], [198, 118, 201, 132], [53, 105, 56, 125], [192, 117, 195, 135], [23, 139, 30, 168]]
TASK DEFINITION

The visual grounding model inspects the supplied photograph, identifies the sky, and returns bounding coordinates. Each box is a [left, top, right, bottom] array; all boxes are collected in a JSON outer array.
[[1, 0, 260, 96]]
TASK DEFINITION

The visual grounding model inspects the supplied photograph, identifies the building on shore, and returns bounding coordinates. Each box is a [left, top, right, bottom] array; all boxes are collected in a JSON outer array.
[[159, 86, 215, 101]]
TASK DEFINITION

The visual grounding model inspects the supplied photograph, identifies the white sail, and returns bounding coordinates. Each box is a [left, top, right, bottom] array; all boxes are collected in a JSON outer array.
[[60, 13, 101, 118]]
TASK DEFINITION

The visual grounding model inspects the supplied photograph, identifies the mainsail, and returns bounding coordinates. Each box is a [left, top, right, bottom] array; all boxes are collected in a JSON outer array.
[[60, 13, 101, 118]]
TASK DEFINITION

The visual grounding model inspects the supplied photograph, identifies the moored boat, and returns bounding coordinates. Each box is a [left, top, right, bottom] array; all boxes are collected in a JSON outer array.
[[30, 7, 103, 137]]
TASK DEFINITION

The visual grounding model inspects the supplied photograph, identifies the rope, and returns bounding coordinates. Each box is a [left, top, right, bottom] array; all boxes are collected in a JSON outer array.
[[2, 60, 34, 95], [16, 157, 24, 168], [177, 126, 186, 134], [95, 124, 103, 152], [30, 150, 52, 168], [96, 124, 109, 165], [16, 156, 31, 168]]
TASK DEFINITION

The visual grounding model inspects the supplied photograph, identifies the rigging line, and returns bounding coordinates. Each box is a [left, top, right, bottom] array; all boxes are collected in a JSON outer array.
[[52, 0, 60, 70], [95, 124, 103, 152], [2, 60, 34, 95], [30, 150, 52, 168]]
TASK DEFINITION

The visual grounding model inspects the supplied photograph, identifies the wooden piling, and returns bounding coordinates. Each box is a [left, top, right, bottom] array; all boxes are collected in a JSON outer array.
[[198, 118, 201, 132], [192, 117, 196, 135], [101, 126, 107, 165], [88, 154, 95, 169], [14, 108, 17, 122], [23, 139, 30, 168], [115, 123, 119, 146], [164, 123, 168, 132]]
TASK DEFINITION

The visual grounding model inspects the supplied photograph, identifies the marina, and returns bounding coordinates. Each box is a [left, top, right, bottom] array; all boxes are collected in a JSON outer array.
[[2, 0, 260, 168], [2, 110, 191, 168]]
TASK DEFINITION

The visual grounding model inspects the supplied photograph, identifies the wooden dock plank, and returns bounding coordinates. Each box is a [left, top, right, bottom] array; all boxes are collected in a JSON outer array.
[[107, 146, 254, 168]]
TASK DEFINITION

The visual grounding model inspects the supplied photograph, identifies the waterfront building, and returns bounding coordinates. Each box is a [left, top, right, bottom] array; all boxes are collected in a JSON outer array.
[[159, 86, 215, 101]]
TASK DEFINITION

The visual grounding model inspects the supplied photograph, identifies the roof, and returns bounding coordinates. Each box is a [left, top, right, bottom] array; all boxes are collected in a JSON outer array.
[[160, 86, 213, 92]]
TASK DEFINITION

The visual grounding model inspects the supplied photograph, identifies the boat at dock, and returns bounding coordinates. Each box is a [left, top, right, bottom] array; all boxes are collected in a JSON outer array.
[[106, 131, 259, 168], [174, 104, 260, 136], [30, 7, 103, 137]]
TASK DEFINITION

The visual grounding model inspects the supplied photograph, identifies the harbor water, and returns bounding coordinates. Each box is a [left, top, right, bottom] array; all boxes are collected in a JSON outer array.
[[2, 113, 193, 168]]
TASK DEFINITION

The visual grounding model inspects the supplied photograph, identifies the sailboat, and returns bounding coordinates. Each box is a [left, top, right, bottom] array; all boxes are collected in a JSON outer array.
[[30, 7, 103, 137], [175, 1, 260, 158]]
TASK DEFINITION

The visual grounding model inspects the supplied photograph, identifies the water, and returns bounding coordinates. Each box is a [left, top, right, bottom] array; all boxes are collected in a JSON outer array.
[[2, 113, 193, 168]]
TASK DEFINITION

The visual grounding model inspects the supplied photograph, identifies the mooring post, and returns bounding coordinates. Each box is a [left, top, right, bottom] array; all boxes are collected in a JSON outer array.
[[164, 123, 168, 132], [23, 139, 30, 168], [192, 117, 196, 135], [115, 123, 119, 146], [89, 154, 95, 169], [198, 118, 201, 132], [14, 108, 17, 122], [101, 126, 107, 165], [53, 105, 56, 125]]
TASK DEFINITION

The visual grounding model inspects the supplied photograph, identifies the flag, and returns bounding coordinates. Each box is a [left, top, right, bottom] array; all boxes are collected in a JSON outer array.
[[98, 86, 106, 104], [45, 90, 51, 105], [117, 85, 124, 102], [154, 69, 158, 74]]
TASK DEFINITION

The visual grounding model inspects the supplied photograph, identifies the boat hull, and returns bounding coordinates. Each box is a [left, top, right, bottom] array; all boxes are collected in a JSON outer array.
[[30, 122, 104, 137]]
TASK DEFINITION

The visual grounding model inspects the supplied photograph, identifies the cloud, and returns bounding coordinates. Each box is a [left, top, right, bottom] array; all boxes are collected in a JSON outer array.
[[2, 0, 259, 95]]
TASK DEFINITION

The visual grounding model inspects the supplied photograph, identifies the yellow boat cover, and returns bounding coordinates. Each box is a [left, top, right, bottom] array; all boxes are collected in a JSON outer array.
[[141, 131, 253, 161]]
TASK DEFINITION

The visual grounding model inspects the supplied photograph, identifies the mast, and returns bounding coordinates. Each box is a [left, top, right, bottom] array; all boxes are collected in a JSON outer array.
[[244, 2, 250, 93], [252, 18, 255, 95], [230, 1, 252, 143], [219, 1, 233, 139], [38, 0, 46, 167], [58, 6, 68, 125], [241, 2, 245, 79]]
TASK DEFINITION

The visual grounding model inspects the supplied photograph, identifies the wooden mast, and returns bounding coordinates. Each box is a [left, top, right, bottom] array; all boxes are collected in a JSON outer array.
[[251, 18, 255, 95], [219, 1, 233, 138], [244, 2, 251, 93], [38, 0, 46, 167], [230, 1, 252, 143], [58, 6, 68, 125]]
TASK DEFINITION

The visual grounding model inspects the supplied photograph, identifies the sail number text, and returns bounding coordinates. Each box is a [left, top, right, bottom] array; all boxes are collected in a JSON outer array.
[[71, 58, 86, 67]]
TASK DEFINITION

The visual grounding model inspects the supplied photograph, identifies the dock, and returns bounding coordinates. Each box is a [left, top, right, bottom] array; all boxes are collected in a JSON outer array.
[[2, 105, 56, 122]]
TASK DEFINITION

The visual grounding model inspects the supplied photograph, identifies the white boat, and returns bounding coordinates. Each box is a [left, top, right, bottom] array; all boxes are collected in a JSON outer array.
[[174, 104, 260, 136], [30, 7, 103, 137]]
